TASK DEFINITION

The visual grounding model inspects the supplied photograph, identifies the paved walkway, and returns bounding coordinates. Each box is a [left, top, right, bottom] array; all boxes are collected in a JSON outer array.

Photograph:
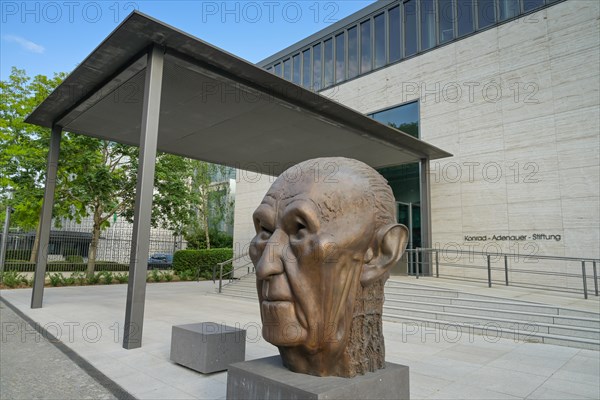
[[0, 299, 132, 400], [1, 282, 599, 400]]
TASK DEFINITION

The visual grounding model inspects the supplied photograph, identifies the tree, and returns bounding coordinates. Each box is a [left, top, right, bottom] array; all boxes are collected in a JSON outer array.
[[61, 138, 199, 276], [388, 121, 418, 138], [60, 138, 134, 275], [185, 161, 234, 249], [1, 68, 198, 275], [0, 68, 74, 262]]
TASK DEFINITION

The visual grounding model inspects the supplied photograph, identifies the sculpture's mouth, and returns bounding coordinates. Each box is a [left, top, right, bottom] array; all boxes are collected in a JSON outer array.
[[261, 279, 293, 302], [260, 300, 295, 325], [258, 278, 308, 331], [261, 300, 290, 305]]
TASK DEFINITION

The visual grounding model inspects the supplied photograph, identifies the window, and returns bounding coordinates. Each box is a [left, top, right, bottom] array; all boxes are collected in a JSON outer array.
[[498, 0, 519, 20], [388, 6, 401, 63], [523, 0, 544, 11], [370, 101, 421, 251], [283, 58, 291, 81], [404, 0, 417, 57], [457, 0, 475, 37], [348, 26, 359, 78], [302, 49, 311, 89], [374, 13, 386, 68], [439, 0, 455, 44], [312, 43, 322, 90], [292, 54, 301, 85], [360, 20, 372, 73], [266, 66, 273, 73], [420, 0, 436, 51], [370, 101, 419, 138], [324, 38, 334, 87], [335, 33, 346, 83], [274, 63, 282, 77], [478, 0, 496, 29]]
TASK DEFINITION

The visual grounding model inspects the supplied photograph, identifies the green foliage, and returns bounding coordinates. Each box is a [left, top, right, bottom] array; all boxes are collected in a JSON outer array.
[[101, 271, 114, 285], [1, 68, 201, 274], [86, 273, 101, 285], [177, 269, 194, 281], [48, 273, 63, 287], [186, 229, 233, 250], [388, 121, 419, 138], [162, 271, 173, 282], [210, 231, 234, 248], [61, 273, 76, 286], [2, 271, 25, 288], [0, 68, 71, 232], [71, 272, 87, 285], [183, 161, 234, 250], [150, 269, 162, 283], [5, 249, 31, 261], [1, 69, 239, 280], [2, 262, 129, 273], [114, 273, 128, 284], [173, 248, 233, 279], [65, 255, 84, 263]]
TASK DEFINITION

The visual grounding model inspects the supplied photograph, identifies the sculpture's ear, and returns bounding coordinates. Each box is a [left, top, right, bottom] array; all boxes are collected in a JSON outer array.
[[360, 224, 409, 287]]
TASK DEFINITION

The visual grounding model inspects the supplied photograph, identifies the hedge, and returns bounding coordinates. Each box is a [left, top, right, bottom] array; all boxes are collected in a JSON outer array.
[[173, 248, 233, 279], [5, 249, 32, 261], [3, 262, 130, 272]]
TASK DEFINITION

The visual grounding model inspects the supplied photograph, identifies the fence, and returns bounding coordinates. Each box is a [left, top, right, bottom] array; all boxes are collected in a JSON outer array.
[[407, 248, 600, 299], [0, 224, 186, 270]]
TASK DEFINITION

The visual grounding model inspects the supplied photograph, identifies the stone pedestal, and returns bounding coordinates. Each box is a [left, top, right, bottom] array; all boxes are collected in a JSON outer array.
[[170, 322, 245, 374], [226, 355, 409, 400]]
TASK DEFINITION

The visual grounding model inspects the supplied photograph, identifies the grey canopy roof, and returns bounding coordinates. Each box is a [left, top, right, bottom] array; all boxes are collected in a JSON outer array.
[[25, 11, 451, 175]]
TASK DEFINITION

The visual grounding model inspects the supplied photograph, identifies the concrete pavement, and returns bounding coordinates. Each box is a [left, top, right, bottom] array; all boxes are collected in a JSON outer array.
[[0, 299, 132, 400], [1, 281, 598, 399]]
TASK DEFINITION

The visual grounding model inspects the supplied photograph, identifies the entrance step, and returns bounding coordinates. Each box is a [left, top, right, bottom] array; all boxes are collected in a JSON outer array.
[[218, 273, 600, 350]]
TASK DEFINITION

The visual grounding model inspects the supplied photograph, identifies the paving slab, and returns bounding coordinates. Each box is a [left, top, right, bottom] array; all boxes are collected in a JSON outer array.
[[0, 299, 132, 400], [0, 281, 598, 400]]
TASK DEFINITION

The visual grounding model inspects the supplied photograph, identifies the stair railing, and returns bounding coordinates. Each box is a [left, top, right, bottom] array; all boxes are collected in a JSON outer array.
[[213, 252, 253, 293], [406, 248, 599, 299]]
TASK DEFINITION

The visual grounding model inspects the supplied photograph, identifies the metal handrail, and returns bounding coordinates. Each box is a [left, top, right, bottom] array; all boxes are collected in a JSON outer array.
[[212, 253, 254, 293], [405, 248, 599, 299]]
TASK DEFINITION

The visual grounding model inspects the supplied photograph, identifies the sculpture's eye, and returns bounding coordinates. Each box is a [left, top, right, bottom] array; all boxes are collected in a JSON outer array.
[[289, 219, 307, 240], [260, 224, 273, 236]]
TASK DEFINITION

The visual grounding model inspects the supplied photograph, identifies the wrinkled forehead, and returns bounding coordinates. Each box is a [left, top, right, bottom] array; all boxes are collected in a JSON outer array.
[[261, 169, 372, 221]]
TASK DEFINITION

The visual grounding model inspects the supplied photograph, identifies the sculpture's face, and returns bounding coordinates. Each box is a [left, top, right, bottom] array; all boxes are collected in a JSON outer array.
[[250, 170, 375, 360]]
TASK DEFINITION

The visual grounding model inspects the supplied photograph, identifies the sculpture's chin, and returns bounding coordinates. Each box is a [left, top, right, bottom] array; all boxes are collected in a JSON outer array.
[[261, 301, 307, 346]]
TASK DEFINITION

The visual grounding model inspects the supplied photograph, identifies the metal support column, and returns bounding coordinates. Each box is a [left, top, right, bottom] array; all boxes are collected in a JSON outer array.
[[0, 189, 14, 281], [593, 261, 598, 297], [581, 261, 588, 300], [31, 125, 62, 308], [419, 158, 432, 275], [415, 249, 420, 279], [408, 203, 413, 275], [504, 255, 509, 286], [487, 254, 492, 288], [123, 46, 164, 349]]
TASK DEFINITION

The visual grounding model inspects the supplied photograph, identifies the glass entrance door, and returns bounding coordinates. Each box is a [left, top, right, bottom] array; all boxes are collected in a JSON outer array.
[[396, 202, 421, 276]]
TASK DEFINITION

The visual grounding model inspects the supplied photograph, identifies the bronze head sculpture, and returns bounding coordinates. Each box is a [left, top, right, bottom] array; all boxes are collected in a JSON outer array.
[[250, 157, 408, 378]]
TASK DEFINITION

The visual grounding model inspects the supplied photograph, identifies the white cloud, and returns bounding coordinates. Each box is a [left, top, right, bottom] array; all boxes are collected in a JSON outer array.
[[3, 35, 45, 54]]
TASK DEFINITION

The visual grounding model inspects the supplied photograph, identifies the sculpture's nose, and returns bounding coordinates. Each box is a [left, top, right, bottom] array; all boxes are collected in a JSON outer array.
[[255, 229, 286, 280]]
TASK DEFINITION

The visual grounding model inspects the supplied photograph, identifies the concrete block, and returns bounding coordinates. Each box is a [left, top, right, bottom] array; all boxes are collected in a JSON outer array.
[[170, 322, 246, 374], [226, 355, 409, 400]]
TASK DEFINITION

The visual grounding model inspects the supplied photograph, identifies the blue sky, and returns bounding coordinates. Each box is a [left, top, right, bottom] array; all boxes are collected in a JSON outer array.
[[1, 1, 375, 80]]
